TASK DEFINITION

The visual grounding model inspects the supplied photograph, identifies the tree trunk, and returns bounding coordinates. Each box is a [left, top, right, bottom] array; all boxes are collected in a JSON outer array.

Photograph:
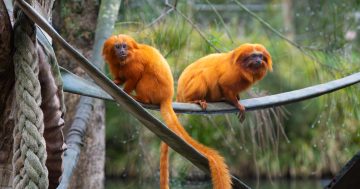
[[52, 0, 101, 188], [53, 0, 120, 188], [0, 12, 15, 182]]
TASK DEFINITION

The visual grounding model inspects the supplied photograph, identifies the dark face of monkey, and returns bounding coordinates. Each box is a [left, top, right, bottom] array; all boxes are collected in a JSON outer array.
[[235, 43, 273, 73], [243, 52, 267, 70], [103, 34, 139, 66], [114, 42, 128, 61]]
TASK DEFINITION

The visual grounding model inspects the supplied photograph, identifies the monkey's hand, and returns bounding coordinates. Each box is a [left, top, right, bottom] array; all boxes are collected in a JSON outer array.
[[113, 77, 126, 86], [113, 79, 122, 85], [236, 102, 246, 123], [223, 90, 246, 122]]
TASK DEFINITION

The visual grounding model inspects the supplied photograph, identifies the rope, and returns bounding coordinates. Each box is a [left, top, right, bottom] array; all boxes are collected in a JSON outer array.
[[12, 1, 48, 188]]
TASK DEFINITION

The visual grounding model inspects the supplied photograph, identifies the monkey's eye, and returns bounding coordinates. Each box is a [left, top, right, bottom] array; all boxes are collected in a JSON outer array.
[[122, 44, 127, 48], [115, 44, 121, 49], [251, 54, 263, 59]]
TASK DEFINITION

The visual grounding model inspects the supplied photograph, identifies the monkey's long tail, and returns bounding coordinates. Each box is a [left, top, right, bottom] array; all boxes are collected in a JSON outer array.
[[160, 99, 232, 189], [160, 142, 169, 189]]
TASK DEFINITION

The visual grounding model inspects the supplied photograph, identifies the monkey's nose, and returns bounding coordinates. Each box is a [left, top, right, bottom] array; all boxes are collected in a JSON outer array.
[[119, 50, 126, 56]]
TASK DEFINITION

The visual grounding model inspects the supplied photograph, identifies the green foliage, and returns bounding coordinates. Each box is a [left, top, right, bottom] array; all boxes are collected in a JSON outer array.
[[292, 0, 360, 51], [105, 0, 360, 181]]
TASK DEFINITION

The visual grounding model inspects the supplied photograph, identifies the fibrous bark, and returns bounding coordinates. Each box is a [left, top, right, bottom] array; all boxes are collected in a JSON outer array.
[[0, 0, 13, 73]]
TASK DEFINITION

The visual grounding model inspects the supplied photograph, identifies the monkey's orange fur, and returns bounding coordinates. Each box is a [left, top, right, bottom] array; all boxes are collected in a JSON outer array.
[[103, 34, 232, 189], [177, 43, 272, 112]]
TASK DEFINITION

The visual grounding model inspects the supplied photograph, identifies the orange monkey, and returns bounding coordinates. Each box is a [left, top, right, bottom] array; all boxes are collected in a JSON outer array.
[[103, 35, 232, 189], [177, 43, 272, 120]]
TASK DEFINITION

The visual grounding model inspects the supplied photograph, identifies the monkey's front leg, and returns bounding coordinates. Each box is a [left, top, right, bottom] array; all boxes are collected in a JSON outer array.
[[123, 80, 137, 94], [235, 96, 246, 123], [222, 87, 246, 122], [123, 80, 151, 104], [113, 77, 125, 85]]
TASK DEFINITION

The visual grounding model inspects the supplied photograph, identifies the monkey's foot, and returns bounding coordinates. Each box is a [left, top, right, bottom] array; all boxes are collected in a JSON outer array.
[[191, 100, 208, 110]]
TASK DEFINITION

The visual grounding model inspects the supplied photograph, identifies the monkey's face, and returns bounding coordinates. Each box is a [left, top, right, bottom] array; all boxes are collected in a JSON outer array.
[[114, 42, 128, 61], [235, 44, 273, 73], [103, 34, 138, 65]]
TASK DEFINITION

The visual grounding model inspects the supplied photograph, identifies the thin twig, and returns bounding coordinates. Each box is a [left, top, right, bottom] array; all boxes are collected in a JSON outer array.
[[145, 7, 174, 28], [174, 8, 221, 52], [173, 0, 178, 9], [205, 0, 234, 43], [144, 0, 178, 28], [150, 0, 221, 52], [232, 0, 297, 48]]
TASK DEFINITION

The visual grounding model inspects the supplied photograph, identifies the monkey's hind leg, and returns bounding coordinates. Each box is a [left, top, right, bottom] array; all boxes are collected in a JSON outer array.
[[132, 94, 151, 104], [185, 78, 209, 110]]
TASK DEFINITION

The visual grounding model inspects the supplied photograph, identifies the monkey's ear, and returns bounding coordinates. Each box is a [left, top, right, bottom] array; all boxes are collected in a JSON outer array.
[[102, 36, 117, 62], [102, 40, 112, 58], [102, 40, 110, 57], [130, 40, 139, 49], [256, 44, 273, 72], [233, 43, 252, 65], [263, 51, 273, 72]]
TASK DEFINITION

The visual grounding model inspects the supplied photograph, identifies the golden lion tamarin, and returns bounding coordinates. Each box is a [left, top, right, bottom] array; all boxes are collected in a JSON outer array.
[[103, 34, 232, 189], [177, 43, 272, 119]]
